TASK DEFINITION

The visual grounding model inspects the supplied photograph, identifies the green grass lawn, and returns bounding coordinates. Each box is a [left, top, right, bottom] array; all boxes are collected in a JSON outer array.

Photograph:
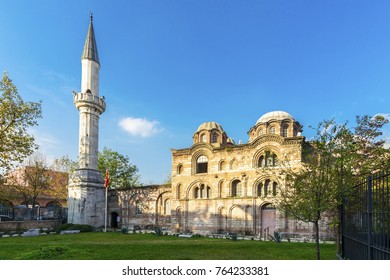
[[0, 232, 337, 260]]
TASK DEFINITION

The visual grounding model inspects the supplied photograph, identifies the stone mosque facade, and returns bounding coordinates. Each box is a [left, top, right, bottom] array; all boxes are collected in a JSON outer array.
[[113, 112, 331, 239]]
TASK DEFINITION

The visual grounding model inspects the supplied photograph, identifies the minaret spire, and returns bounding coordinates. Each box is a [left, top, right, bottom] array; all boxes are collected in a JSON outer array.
[[82, 12, 100, 64]]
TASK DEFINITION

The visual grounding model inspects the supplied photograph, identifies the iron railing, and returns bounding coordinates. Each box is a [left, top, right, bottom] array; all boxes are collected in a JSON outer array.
[[341, 169, 390, 260]]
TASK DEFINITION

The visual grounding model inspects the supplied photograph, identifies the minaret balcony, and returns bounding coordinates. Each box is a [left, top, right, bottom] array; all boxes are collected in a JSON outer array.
[[73, 92, 106, 114]]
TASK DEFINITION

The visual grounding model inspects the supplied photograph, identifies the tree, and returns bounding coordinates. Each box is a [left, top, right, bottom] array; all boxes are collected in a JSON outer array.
[[97, 147, 140, 189], [4, 153, 50, 219], [0, 73, 42, 172], [48, 155, 75, 200], [51, 155, 77, 174], [279, 120, 342, 260], [278, 115, 389, 259], [3, 153, 69, 218]]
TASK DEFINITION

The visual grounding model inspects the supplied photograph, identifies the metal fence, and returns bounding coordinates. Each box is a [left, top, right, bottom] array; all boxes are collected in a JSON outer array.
[[0, 203, 67, 222], [341, 169, 390, 260]]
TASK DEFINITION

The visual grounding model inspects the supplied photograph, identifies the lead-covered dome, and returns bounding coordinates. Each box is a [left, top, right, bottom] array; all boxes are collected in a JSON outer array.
[[193, 122, 231, 146], [248, 110, 303, 142], [256, 111, 294, 124], [196, 122, 225, 133]]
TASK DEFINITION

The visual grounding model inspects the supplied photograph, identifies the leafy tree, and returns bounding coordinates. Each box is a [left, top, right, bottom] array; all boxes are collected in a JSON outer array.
[[3, 153, 69, 218], [279, 120, 342, 260], [51, 155, 77, 174], [4, 153, 50, 219], [98, 147, 140, 189], [279, 115, 389, 259], [0, 73, 42, 172]]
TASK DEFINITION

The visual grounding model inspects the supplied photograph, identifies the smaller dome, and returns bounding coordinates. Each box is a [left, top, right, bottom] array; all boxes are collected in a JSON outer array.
[[196, 122, 225, 133], [257, 111, 294, 124], [227, 137, 235, 144]]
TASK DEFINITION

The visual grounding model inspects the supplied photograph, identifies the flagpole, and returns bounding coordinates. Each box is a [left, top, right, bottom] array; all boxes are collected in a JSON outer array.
[[104, 186, 108, 232], [104, 169, 109, 233]]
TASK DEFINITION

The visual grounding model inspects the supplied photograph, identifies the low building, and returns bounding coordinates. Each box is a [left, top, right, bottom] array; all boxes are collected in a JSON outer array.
[[0, 167, 68, 221]]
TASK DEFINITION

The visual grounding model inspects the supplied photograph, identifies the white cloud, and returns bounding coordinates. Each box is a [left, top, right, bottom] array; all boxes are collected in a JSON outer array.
[[118, 117, 163, 138]]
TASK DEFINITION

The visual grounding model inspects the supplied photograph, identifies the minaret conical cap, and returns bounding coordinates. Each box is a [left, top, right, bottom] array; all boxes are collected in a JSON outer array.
[[82, 14, 100, 64]]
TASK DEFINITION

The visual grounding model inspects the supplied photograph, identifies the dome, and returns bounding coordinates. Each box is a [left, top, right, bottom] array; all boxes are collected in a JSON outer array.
[[256, 111, 294, 124], [196, 122, 225, 133]]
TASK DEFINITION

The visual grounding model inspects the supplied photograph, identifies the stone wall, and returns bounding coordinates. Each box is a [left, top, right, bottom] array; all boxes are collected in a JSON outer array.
[[0, 220, 61, 232]]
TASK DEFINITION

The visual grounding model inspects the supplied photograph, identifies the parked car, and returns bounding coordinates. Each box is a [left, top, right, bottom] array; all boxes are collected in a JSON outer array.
[[0, 215, 14, 221]]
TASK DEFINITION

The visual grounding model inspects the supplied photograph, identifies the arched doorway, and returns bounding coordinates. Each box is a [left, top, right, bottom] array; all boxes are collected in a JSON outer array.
[[261, 203, 276, 239], [111, 212, 119, 228]]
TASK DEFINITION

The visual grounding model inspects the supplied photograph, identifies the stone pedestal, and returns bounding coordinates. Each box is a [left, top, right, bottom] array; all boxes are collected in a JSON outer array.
[[67, 169, 105, 228]]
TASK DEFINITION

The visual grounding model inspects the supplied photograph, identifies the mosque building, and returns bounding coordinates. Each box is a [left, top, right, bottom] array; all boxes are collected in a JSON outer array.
[[114, 111, 332, 239]]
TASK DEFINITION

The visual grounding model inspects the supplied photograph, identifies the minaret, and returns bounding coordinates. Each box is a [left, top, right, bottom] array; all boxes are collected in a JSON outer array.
[[68, 14, 106, 227]]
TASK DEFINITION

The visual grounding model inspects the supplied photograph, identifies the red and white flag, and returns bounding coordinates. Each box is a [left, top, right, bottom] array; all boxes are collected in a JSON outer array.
[[104, 169, 110, 188]]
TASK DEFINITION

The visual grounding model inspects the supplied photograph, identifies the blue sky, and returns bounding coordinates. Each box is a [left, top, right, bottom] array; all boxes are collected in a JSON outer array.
[[1, 0, 389, 184]]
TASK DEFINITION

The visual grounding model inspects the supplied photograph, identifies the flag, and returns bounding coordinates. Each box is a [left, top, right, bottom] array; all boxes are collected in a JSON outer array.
[[104, 169, 109, 188]]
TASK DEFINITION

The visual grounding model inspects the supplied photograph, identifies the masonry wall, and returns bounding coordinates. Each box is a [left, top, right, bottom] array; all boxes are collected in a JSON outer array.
[[0, 220, 61, 232]]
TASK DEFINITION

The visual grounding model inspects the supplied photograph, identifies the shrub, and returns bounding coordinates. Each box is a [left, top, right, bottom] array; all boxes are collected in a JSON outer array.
[[54, 223, 94, 233], [227, 232, 238, 241], [154, 227, 163, 236], [20, 246, 71, 260], [273, 232, 282, 243]]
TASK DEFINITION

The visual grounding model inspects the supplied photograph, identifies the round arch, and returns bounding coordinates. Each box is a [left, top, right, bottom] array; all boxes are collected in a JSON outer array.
[[229, 178, 242, 197], [191, 149, 212, 175], [110, 212, 119, 228], [252, 146, 282, 169], [260, 203, 276, 239]]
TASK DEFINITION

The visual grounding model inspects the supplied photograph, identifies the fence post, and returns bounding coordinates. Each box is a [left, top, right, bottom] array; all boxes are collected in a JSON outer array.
[[367, 175, 373, 260]]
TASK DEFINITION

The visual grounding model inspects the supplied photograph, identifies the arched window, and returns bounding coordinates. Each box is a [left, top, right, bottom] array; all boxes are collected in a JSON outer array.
[[201, 134, 207, 142], [258, 155, 265, 167], [273, 182, 278, 196], [257, 183, 263, 197], [218, 181, 223, 198], [258, 128, 263, 136], [212, 133, 218, 143], [177, 164, 183, 175], [269, 126, 275, 134], [196, 155, 208, 173], [264, 180, 270, 197], [282, 125, 288, 137], [207, 186, 211, 198], [231, 180, 241, 197], [200, 184, 205, 198], [194, 187, 200, 199], [219, 160, 225, 171], [264, 151, 277, 167]]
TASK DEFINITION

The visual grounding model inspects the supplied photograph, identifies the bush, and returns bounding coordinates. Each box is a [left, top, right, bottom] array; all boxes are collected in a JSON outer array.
[[227, 233, 238, 241], [54, 223, 94, 233], [20, 246, 71, 260], [154, 227, 163, 236], [273, 232, 282, 243]]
